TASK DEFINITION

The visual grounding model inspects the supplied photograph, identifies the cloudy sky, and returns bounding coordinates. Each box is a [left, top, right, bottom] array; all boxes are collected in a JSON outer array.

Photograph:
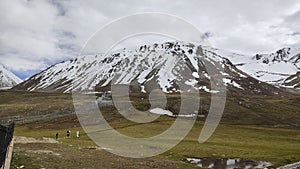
[[1, 0, 300, 79]]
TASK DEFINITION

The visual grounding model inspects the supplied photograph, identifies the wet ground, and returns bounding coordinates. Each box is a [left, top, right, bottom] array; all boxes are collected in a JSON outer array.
[[185, 157, 272, 169]]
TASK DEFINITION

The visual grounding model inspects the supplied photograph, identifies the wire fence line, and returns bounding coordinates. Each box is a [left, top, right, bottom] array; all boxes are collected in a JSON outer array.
[[0, 110, 76, 168], [0, 98, 114, 125], [0, 111, 75, 126]]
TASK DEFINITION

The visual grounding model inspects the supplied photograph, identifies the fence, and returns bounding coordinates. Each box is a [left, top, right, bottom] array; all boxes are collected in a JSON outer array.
[[0, 111, 74, 168], [0, 110, 75, 126], [0, 122, 15, 169]]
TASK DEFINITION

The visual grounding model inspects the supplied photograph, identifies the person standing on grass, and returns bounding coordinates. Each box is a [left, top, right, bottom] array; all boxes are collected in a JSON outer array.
[[76, 131, 80, 138], [55, 133, 59, 140], [67, 130, 71, 138]]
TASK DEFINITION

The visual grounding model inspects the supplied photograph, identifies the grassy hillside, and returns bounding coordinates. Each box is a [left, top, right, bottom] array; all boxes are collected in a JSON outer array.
[[0, 90, 73, 121], [0, 90, 299, 168], [1, 90, 300, 127], [11, 115, 300, 169]]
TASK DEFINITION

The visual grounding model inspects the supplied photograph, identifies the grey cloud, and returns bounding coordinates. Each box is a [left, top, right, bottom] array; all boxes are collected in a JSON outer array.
[[50, 0, 67, 16], [291, 32, 300, 36]]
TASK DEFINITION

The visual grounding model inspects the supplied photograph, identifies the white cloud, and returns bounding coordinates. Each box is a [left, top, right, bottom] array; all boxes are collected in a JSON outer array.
[[210, 19, 299, 54], [0, 0, 300, 78]]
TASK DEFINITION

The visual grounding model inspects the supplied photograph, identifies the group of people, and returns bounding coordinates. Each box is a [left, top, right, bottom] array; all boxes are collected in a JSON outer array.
[[55, 130, 80, 140]]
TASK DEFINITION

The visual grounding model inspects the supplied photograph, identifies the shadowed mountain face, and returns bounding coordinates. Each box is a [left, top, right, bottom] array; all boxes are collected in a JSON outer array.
[[13, 41, 297, 95], [0, 64, 22, 89]]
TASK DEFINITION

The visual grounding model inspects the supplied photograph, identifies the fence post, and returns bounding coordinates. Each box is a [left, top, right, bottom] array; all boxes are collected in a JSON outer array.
[[3, 137, 13, 169], [0, 122, 15, 169]]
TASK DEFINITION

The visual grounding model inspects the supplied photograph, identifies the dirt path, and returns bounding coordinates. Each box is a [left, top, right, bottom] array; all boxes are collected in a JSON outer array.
[[14, 136, 59, 144]]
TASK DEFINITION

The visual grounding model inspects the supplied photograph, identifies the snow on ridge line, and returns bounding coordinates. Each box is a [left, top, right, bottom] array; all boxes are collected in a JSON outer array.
[[0, 64, 22, 83], [19, 41, 220, 92], [0, 64, 22, 88], [16, 41, 294, 93], [208, 45, 300, 88]]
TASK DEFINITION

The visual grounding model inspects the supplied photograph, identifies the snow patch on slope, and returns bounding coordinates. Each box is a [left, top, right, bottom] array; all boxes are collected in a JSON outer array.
[[149, 108, 173, 116]]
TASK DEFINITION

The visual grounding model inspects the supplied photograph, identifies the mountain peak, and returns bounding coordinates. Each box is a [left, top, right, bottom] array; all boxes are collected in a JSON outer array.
[[217, 46, 300, 89], [254, 47, 300, 65], [0, 64, 22, 89], [13, 41, 284, 95]]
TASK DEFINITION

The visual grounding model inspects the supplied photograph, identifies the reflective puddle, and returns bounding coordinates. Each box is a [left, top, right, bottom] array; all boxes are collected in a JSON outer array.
[[185, 158, 272, 169]]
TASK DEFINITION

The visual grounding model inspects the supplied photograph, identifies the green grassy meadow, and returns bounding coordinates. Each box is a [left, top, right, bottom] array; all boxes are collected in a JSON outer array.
[[10, 114, 300, 169], [0, 90, 299, 168]]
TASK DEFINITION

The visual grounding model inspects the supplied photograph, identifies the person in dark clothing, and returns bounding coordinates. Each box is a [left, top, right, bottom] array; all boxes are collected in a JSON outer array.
[[55, 133, 59, 140], [66, 130, 71, 138]]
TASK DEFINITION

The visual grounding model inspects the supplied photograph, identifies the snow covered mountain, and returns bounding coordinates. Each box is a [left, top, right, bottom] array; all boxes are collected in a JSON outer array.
[[0, 64, 22, 89], [282, 71, 300, 89], [14, 41, 283, 95], [214, 47, 300, 89]]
